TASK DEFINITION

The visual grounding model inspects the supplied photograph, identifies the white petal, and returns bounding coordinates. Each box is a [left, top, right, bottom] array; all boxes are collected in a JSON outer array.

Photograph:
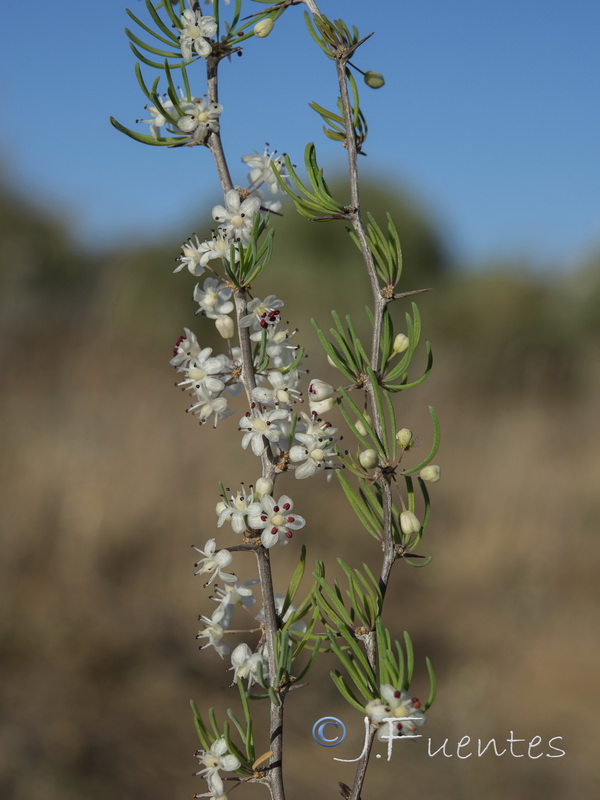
[[294, 460, 318, 479], [250, 435, 265, 456], [261, 529, 278, 548]]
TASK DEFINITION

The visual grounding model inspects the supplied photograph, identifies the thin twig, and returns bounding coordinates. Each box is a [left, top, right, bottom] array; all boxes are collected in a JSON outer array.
[[204, 53, 285, 800]]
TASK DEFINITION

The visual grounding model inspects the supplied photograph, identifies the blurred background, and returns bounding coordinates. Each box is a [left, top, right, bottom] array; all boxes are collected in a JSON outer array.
[[1, 1, 599, 799]]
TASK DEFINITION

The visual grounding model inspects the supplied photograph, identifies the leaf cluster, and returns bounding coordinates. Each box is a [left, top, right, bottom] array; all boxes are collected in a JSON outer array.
[[273, 144, 346, 220]]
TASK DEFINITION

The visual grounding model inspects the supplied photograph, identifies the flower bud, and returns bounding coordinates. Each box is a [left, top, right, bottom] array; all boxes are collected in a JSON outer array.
[[253, 18, 274, 38], [364, 71, 385, 89], [355, 413, 372, 437], [396, 428, 413, 449], [215, 315, 235, 339], [309, 397, 336, 416], [400, 510, 420, 535], [419, 465, 441, 483], [308, 379, 334, 402], [359, 449, 378, 470], [393, 333, 409, 354], [255, 477, 273, 497]]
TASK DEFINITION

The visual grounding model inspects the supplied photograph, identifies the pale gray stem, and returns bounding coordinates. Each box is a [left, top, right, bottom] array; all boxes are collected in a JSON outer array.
[[205, 52, 284, 800], [206, 56, 234, 193]]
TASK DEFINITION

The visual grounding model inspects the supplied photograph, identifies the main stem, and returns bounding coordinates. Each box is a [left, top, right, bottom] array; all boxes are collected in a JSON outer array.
[[206, 54, 285, 800]]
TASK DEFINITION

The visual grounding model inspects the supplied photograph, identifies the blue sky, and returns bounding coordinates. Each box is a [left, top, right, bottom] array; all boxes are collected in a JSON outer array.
[[1, 0, 599, 270]]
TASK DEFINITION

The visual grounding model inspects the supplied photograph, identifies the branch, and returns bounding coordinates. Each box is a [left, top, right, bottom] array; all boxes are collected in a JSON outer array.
[[205, 52, 285, 800]]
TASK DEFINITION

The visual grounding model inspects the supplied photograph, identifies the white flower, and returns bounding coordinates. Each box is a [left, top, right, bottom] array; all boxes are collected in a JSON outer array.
[[216, 486, 254, 534], [195, 737, 240, 782], [177, 98, 222, 142], [193, 539, 237, 585], [137, 98, 174, 138], [196, 610, 230, 658], [365, 685, 426, 740], [239, 408, 289, 456], [298, 412, 339, 440], [308, 379, 334, 402], [229, 643, 265, 686], [289, 431, 338, 479], [247, 494, 305, 548], [179, 9, 217, 61], [249, 321, 298, 365], [194, 278, 234, 319], [238, 295, 284, 331], [212, 190, 261, 244], [257, 594, 306, 634], [188, 393, 233, 427], [195, 229, 239, 267], [175, 347, 227, 396], [308, 396, 336, 416], [252, 370, 301, 407], [242, 146, 287, 194], [210, 579, 257, 628], [175, 234, 207, 276], [171, 328, 202, 368]]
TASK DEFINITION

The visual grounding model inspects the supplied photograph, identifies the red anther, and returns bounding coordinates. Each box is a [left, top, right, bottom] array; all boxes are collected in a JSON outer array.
[[394, 690, 401, 698], [274, 309, 280, 315], [260, 320, 268, 328], [273, 505, 280, 512], [261, 515, 268, 522], [245, 411, 251, 417], [260, 312, 267, 318], [283, 503, 291, 510], [287, 516, 294, 523], [396, 722, 403, 731], [172, 335, 185, 356], [285, 531, 293, 538], [251, 402, 256, 409], [271, 527, 278, 534], [411, 698, 421, 708]]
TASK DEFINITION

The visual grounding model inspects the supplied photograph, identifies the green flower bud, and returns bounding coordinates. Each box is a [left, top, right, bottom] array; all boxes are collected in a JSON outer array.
[[419, 465, 441, 483], [396, 428, 413, 449], [400, 510, 421, 535], [393, 333, 409, 354], [254, 18, 274, 38], [364, 71, 385, 89], [359, 449, 378, 470]]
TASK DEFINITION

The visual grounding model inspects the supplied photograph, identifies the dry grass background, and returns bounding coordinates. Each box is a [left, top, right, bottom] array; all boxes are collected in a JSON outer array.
[[0, 183, 599, 800]]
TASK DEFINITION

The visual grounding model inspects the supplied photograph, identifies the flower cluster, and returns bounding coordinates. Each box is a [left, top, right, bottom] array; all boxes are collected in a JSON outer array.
[[365, 685, 427, 741], [171, 329, 240, 426], [194, 738, 239, 800], [138, 94, 222, 143]]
